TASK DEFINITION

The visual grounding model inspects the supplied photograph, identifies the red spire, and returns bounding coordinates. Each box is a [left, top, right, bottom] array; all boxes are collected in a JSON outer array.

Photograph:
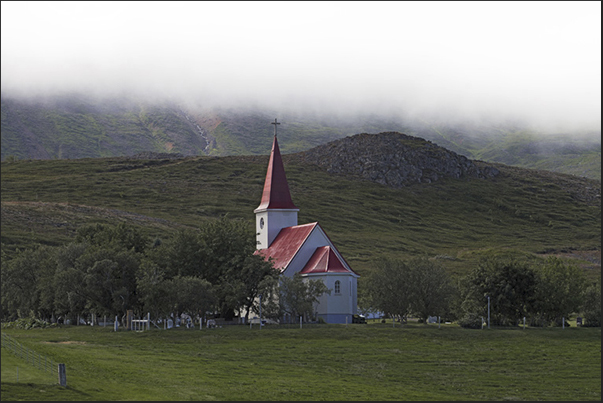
[[256, 135, 298, 210]]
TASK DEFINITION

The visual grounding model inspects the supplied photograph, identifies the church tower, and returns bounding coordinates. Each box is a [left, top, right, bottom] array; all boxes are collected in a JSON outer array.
[[254, 119, 299, 250]]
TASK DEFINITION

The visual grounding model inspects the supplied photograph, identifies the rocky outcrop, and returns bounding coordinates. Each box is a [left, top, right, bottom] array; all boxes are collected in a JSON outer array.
[[299, 132, 500, 187]]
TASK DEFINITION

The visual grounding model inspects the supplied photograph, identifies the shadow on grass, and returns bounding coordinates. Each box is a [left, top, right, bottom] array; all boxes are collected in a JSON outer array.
[[1, 382, 94, 401]]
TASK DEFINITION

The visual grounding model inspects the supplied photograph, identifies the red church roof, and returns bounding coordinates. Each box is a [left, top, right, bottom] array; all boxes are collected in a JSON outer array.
[[300, 246, 352, 274], [255, 136, 298, 211], [255, 222, 317, 272]]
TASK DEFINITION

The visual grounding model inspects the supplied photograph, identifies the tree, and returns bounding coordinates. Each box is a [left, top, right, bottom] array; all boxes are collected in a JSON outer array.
[[142, 216, 277, 321], [137, 259, 173, 319], [52, 243, 89, 322], [219, 254, 279, 323], [75, 222, 148, 254], [162, 229, 205, 278], [408, 257, 456, 323], [279, 273, 330, 322], [365, 258, 413, 321], [461, 256, 537, 326], [1, 245, 56, 321], [581, 278, 601, 327], [533, 257, 586, 326], [167, 276, 216, 321]]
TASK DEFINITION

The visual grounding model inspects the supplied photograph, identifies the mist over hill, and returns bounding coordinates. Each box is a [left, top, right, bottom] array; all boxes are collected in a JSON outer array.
[[1, 94, 600, 180]]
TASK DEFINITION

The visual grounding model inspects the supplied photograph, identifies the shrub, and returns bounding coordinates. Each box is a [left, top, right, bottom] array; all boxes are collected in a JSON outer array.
[[1, 317, 56, 330], [458, 312, 483, 329]]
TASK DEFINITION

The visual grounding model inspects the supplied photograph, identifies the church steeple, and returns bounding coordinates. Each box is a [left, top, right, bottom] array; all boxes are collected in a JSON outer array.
[[254, 120, 299, 250], [255, 133, 298, 211]]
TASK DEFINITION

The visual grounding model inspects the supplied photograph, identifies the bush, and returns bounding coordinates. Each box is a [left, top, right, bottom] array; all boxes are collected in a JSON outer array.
[[529, 315, 549, 327], [582, 317, 601, 327], [1, 318, 56, 330], [458, 312, 483, 329]]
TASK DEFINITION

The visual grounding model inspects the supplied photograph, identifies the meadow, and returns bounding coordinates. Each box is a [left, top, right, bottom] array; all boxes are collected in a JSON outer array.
[[1, 322, 601, 401]]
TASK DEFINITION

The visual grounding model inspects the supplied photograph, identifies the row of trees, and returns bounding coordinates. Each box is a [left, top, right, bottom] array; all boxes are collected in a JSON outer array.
[[2, 219, 600, 328], [361, 255, 601, 328], [1, 219, 328, 324]]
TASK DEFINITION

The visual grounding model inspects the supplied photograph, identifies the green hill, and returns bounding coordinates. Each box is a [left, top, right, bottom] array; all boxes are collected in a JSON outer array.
[[1, 94, 600, 180], [1, 132, 600, 279]]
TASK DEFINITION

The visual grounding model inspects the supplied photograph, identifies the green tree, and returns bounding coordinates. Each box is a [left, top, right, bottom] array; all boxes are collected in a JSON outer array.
[[76, 222, 147, 254], [365, 258, 413, 321], [137, 259, 173, 319], [53, 243, 89, 322], [220, 254, 278, 323], [167, 276, 216, 322], [581, 278, 601, 327], [143, 217, 276, 321], [1, 245, 56, 321], [279, 273, 330, 322], [408, 257, 457, 323], [162, 229, 205, 278], [461, 256, 537, 326], [533, 257, 586, 326]]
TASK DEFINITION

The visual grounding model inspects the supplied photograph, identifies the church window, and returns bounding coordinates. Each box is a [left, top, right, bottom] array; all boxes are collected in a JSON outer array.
[[334, 280, 341, 294]]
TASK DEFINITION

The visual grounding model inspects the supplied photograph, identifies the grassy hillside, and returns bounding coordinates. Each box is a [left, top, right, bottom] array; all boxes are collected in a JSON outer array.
[[1, 149, 600, 279], [1, 95, 208, 160], [2, 94, 600, 180]]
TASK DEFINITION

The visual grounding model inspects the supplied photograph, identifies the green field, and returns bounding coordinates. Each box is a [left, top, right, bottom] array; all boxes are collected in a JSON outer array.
[[1, 323, 601, 401]]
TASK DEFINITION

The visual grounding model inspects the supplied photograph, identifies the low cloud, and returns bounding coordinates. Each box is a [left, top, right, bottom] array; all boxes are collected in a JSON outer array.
[[1, 2, 600, 134]]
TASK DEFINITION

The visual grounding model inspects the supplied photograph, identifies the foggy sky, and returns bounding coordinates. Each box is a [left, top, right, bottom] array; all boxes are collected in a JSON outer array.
[[1, 1, 601, 132]]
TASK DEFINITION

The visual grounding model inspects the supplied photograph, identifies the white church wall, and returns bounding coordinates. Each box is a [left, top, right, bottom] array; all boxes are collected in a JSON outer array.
[[304, 273, 357, 324]]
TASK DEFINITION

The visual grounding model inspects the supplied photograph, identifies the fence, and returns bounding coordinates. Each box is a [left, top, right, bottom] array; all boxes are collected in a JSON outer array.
[[1, 332, 59, 382]]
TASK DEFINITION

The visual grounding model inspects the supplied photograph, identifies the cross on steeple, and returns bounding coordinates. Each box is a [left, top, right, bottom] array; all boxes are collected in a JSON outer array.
[[271, 118, 280, 137]]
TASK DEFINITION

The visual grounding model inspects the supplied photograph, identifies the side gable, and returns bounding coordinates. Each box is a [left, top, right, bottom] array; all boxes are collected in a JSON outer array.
[[283, 223, 359, 278], [300, 246, 351, 274]]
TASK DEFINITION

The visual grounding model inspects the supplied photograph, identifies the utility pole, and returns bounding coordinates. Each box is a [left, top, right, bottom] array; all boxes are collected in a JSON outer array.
[[259, 294, 263, 331], [487, 296, 491, 329]]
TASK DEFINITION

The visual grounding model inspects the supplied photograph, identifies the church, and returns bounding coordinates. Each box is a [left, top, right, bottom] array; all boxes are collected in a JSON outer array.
[[254, 120, 359, 324]]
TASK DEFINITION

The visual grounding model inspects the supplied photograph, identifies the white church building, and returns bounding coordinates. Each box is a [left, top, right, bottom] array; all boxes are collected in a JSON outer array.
[[254, 121, 359, 324]]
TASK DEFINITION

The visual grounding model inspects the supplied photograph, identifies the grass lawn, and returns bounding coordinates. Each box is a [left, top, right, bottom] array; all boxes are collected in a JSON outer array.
[[1, 322, 600, 401]]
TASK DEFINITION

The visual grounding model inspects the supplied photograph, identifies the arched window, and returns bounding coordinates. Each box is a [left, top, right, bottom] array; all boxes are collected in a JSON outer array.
[[334, 280, 341, 294]]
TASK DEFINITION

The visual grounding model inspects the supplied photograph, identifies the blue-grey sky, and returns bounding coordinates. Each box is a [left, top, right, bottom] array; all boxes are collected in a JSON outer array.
[[1, 1, 601, 131]]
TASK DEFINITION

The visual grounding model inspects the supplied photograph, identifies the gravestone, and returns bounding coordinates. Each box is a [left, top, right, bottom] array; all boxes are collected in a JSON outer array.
[[167, 319, 173, 329], [576, 317, 583, 326]]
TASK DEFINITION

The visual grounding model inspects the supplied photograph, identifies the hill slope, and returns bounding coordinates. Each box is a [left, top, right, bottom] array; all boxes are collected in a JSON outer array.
[[1, 94, 600, 179], [1, 132, 600, 278]]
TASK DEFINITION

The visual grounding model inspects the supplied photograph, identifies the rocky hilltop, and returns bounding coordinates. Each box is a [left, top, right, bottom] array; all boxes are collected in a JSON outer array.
[[298, 132, 500, 187]]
